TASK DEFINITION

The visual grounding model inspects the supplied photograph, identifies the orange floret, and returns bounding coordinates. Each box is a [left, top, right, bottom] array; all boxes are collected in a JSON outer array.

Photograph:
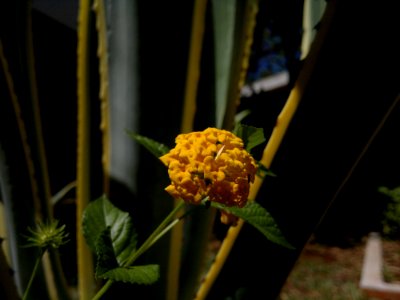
[[160, 128, 257, 224]]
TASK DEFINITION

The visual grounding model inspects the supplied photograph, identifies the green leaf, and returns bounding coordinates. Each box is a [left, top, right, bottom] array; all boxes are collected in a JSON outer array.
[[127, 131, 170, 157], [82, 195, 137, 265], [211, 201, 294, 249], [233, 123, 266, 152], [99, 264, 160, 285], [94, 226, 159, 285], [257, 162, 277, 178], [378, 186, 400, 202], [95, 227, 119, 277]]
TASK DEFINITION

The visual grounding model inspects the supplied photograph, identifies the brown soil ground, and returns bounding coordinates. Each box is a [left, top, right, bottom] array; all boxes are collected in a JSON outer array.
[[280, 237, 400, 300], [383, 239, 400, 284]]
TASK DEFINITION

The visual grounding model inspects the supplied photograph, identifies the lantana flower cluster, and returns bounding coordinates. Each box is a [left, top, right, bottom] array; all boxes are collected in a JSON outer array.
[[160, 128, 257, 222]]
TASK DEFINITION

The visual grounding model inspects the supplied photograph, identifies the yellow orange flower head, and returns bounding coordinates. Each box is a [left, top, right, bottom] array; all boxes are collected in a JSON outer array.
[[160, 128, 257, 219]]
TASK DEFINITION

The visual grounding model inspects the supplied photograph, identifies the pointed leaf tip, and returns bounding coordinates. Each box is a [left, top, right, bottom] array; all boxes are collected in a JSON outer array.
[[211, 201, 294, 249], [126, 131, 170, 157], [233, 123, 266, 152]]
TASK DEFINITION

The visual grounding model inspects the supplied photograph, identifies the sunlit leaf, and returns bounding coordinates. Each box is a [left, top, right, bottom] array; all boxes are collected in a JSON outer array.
[[211, 201, 294, 249]]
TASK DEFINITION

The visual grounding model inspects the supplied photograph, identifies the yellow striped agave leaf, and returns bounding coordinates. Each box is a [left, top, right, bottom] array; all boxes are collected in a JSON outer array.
[[194, 2, 335, 299], [178, 1, 260, 299], [94, 0, 177, 298], [1, 1, 70, 298]]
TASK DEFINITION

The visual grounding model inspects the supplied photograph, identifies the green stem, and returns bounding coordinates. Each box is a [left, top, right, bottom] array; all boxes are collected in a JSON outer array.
[[91, 280, 113, 300], [147, 218, 180, 250], [91, 200, 186, 300], [22, 249, 44, 300]]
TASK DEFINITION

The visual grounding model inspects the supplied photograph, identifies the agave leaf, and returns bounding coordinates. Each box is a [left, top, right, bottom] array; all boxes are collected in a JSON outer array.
[[180, 2, 260, 299], [95, 0, 140, 195], [212, 0, 236, 128], [194, 2, 337, 299], [219, 0, 258, 130], [300, 0, 327, 59], [1, 0, 73, 296], [0, 143, 48, 299], [0, 236, 19, 300]]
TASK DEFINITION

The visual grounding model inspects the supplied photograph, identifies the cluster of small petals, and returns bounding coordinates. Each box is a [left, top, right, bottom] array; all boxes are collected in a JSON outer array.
[[160, 128, 257, 212]]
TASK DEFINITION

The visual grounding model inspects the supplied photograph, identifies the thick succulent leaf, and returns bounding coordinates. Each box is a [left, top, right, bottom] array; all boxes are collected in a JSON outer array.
[[0, 5, 64, 297], [212, 0, 236, 128], [96, 0, 141, 195], [233, 123, 266, 152], [211, 201, 294, 249], [82, 195, 137, 265], [301, 0, 327, 59], [127, 131, 170, 158], [99, 264, 160, 285]]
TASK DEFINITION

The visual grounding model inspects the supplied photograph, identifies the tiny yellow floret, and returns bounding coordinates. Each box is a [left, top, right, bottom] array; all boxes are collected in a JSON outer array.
[[160, 128, 257, 223]]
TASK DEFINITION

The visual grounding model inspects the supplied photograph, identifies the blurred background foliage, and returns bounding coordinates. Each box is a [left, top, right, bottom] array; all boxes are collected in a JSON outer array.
[[1, 0, 400, 299]]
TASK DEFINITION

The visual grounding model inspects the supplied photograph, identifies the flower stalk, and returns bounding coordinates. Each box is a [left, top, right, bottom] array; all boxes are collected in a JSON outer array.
[[22, 220, 69, 300], [22, 250, 43, 300]]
